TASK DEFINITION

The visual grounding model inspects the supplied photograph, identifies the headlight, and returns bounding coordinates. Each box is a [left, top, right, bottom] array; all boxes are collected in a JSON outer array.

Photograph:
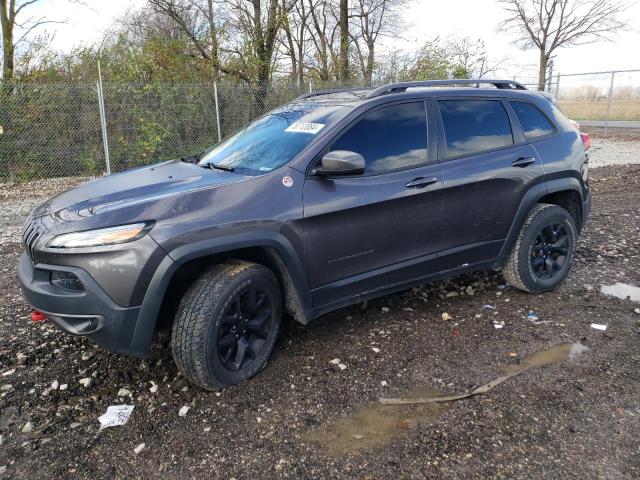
[[47, 222, 152, 248]]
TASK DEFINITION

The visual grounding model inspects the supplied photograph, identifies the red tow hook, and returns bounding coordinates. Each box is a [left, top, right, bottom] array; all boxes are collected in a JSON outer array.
[[31, 310, 47, 322]]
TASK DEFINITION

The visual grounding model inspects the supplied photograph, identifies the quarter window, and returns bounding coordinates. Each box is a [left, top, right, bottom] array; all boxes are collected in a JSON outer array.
[[510, 101, 555, 140], [438, 100, 513, 157], [329, 102, 428, 174]]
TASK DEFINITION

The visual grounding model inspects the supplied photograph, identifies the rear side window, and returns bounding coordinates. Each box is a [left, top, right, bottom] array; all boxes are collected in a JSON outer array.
[[510, 101, 555, 140], [329, 101, 428, 174], [438, 100, 513, 158]]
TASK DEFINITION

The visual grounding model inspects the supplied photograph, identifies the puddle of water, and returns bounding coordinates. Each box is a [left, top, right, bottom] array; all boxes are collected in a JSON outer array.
[[601, 282, 640, 302], [506, 342, 590, 374], [305, 386, 448, 456], [307, 343, 589, 456]]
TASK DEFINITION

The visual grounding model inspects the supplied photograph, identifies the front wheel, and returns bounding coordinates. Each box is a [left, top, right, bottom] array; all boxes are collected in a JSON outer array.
[[502, 203, 577, 293], [171, 260, 282, 390]]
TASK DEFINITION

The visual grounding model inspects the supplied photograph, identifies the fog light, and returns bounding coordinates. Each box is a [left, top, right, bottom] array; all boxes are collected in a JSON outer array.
[[51, 271, 85, 292]]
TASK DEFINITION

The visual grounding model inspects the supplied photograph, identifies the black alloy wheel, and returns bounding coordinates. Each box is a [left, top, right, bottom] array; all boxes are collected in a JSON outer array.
[[217, 285, 273, 371], [530, 222, 569, 280]]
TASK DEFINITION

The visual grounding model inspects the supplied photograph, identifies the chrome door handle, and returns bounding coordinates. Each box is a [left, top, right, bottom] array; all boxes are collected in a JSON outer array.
[[405, 176, 438, 189], [512, 157, 536, 167]]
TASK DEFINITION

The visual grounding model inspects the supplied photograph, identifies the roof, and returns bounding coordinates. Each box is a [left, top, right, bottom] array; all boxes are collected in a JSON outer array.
[[291, 79, 548, 107], [291, 89, 370, 107]]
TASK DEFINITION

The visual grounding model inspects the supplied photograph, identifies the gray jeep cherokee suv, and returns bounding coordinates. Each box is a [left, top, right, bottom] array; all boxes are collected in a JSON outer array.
[[19, 79, 591, 390]]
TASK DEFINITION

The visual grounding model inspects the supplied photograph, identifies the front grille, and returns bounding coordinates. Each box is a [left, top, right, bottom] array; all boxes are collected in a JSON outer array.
[[22, 217, 45, 263]]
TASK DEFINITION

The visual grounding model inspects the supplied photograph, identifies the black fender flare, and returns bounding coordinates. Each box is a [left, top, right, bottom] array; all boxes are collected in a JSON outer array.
[[496, 177, 584, 265], [545, 175, 586, 201], [128, 230, 311, 354]]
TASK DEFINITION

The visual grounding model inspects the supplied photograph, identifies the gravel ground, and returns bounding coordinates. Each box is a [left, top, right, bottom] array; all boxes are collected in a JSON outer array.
[[0, 177, 93, 247], [1, 144, 640, 479], [587, 138, 640, 168]]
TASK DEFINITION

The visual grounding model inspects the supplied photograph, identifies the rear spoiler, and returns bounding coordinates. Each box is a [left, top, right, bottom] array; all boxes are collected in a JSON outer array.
[[539, 91, 556, 104]]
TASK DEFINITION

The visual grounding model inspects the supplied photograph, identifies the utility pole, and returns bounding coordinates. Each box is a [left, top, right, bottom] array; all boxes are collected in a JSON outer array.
[[96, 61, 111, 175]]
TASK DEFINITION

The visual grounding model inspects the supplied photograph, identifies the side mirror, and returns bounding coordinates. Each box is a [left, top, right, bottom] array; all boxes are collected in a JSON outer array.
[[314, 150, 365, 176]]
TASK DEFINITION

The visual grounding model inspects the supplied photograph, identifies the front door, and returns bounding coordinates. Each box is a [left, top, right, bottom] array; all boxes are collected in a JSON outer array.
[[302, 100, 443, 299]]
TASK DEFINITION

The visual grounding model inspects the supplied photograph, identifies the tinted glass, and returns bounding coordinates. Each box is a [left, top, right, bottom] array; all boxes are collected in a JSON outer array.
[[438, 100, 513, 157], [199, 104, 348, 175], [329, 102, 427, 174], [510, 101, 555, 139]]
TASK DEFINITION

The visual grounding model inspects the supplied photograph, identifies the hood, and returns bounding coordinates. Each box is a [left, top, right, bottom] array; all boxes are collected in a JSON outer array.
[[32, 160, 248, 222]]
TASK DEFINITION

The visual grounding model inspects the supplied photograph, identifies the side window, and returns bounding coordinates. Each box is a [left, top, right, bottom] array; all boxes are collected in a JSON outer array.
[[510, 101, 555, 140], [329, 102, 428, 174], [438, 100, 513, 158]]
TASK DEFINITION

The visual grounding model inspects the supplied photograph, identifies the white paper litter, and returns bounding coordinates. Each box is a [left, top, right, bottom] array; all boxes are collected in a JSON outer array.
[[98, 405, 134, 431], [483, 305, 496, 310], [590, 323, 608, 331]]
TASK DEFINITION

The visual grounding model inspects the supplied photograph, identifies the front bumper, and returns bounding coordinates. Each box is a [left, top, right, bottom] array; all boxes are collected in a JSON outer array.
[[18, 252, 145, 355]]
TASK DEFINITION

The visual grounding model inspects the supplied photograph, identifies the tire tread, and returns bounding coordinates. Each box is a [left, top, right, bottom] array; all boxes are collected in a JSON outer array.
[[503, 203, 560, 293], [171, 260, 272, 390]]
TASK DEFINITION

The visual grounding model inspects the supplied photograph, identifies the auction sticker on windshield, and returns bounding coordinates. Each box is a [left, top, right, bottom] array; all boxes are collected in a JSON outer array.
[[285, 122, 325, 134]]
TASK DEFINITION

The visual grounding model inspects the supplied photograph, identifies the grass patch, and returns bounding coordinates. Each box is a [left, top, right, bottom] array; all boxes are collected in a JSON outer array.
[[557, 99, 640, 121]]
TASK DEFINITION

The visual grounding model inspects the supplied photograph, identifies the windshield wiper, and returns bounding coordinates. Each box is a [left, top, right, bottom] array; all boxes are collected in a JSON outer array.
[[205, 162, 235, 172]]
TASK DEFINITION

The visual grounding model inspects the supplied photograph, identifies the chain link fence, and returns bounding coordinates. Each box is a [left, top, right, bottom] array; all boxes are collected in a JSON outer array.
[[0, 78, 371, 182], [552, 70, 640, 127], [1, 71, 639, 182]]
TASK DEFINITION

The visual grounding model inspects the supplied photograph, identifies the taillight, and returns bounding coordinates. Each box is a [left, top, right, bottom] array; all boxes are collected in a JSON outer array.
[[580, 132, 590, 184], [580, 132, 590, 151]]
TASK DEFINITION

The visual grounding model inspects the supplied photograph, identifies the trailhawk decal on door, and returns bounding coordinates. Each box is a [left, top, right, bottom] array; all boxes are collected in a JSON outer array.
[[327, 249, 375, 264]]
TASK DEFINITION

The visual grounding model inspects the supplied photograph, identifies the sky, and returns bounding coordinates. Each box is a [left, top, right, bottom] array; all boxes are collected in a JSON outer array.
[[13, 0, 640, 84]]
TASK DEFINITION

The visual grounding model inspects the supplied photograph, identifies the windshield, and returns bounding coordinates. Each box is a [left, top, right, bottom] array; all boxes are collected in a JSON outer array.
[[198, 104, 349, 175]]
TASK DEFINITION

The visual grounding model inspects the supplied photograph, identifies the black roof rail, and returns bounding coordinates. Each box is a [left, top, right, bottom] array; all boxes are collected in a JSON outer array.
[[296, 87, 369, 100], [365, 79, 527, 98]]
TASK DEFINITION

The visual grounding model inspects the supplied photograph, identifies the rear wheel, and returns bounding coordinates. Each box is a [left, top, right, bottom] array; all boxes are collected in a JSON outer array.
[[171, 260, 282, 390], [502, 203, 577, 293]]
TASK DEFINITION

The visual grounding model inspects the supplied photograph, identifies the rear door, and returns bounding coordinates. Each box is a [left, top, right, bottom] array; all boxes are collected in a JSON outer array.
[[302, 100, 443, 294], [436, 97, 545, 268]]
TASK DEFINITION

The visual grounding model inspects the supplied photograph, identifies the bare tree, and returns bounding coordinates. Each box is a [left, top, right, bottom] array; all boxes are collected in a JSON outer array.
[[225, 0, 293, 81], [499, 0, 628, 90], [206, 0, 220, 78], [306, 0, 339, 81], [149, 0, 294, 97], [338, 0, 348, 79], [280, 0, 310, 87], [349, 0, 405, 86], [148, 0, 226, 79], [446, 37, 507, 79], [1, 0, 64, 80]]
